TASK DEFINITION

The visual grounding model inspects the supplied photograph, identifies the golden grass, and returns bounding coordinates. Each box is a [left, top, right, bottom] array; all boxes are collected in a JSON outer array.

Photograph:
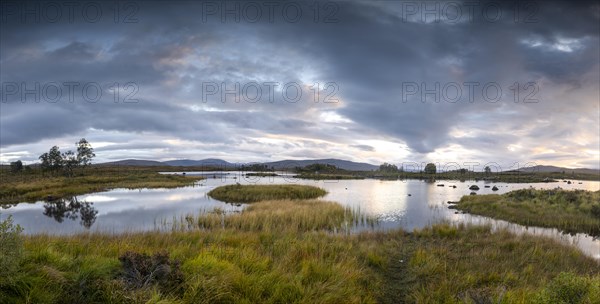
[[0, 167, 203, 205], [169, 199, 377, 233], [2, 186, 599, 303], [207, 184, 327, 203]]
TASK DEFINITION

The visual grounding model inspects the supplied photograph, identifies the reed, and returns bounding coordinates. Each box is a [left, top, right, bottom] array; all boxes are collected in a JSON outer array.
[[165, 199, 378, 233]]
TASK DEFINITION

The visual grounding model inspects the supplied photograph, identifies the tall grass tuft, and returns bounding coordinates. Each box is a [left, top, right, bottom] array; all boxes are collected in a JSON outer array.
[[166, 199, 376, 233]]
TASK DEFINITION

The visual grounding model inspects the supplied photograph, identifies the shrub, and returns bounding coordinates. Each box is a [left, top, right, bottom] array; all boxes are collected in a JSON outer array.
[[9, 160, 23, 173], [591, 205, 600, 220], [118, 251, 184, 294], [506, 189, 537, 201], [533, 272, 600, 304], [0, 215, 23, 284]]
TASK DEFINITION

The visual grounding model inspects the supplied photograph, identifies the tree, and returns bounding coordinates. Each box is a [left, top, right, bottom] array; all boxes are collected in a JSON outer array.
[[39, 152, 50, 172], [76, 138, 95, 168], [39, 146, 64, 174], [484, 166, 491, 174], [424, 163, 436, 174], [38, 140, 96, 177], [379, 162, 399, 173], [10, 160, 23, 173], [296, 164, 338, 173], [48, 146, 63, 172], [62, 150, 79, 177]]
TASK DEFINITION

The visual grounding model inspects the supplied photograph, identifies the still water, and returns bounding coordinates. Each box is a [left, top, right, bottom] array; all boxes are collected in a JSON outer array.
[[1, 172, 599, 259]]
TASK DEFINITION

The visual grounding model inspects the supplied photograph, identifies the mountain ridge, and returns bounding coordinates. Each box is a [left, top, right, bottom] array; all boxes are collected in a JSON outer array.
[[97, 159, 599, 173], [516, 165, 599, 175], [100, 158, 378, 171]]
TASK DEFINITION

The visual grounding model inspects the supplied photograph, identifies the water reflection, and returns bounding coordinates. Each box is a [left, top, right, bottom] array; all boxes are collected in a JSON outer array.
[[43, 197, 98, 229], [1, 174, 599, 259]]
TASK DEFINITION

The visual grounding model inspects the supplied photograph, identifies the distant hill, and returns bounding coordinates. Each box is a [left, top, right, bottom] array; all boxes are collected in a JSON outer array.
[[163, 159, 235, 167], [262, 159, 378, 171], [98, 158, 379, 171], [100, 159, 167, 166], [62, 159, 600, 174], [516, 165, 600, 175]]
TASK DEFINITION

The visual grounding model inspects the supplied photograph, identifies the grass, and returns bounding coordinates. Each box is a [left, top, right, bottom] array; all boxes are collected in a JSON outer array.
[[2, 209, 599, 303], [1, 200, 381, 303], [455, 189, 600, 236], [207, 184, 327, 203], [294, 173, 365, 180], [167, 199, 378, 233], [380, 224, 600, 303], [0, 166, 203, 205]]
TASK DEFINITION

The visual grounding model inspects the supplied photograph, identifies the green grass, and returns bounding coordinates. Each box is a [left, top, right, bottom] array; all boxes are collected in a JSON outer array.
[[1, 200, 381, 303], [2, 217, 599, 303], [455, 189, 600, 236], [207, 184, 327, 203], [0, 166, 203, 205], [378, 224, 600, 303]]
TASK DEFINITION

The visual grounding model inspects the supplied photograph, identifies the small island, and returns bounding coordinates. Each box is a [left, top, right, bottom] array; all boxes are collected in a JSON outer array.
[[207, 184, 327, 203]]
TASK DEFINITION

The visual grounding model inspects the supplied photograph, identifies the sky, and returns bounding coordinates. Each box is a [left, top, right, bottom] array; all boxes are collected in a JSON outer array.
[[1, 0, 599, 170]]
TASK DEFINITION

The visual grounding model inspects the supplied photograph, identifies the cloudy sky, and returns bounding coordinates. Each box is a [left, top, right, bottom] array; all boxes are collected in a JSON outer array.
[[1, 0, 599, 169]]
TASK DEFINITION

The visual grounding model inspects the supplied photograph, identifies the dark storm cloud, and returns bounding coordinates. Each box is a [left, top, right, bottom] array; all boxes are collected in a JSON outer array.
[[228, 0, 599, 153], [0, 0, 598, 166]]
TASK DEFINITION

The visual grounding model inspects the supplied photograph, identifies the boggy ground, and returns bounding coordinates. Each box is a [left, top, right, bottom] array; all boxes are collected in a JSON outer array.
[[1, 196, 599, 303]]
